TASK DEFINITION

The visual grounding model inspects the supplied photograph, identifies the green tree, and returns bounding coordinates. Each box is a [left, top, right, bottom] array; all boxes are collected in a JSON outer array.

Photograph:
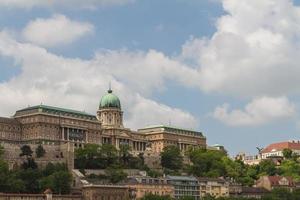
[[291, 189, 300, 200], [258, 160, 277, 176], [40, 175, 53, 192], [264, 188, 292, 200], [119, 144, 131, 166], [282, 148, 293, 159], [160, 146, 183, 171], [0, 159, 9, 192], [51, 171, 72, 194], [40, 163, 71, 194], [188, 149, 226, 177], [179, 196, 195, 200], [74, 143, 146, 170], [35, 144, 46, 158], [202, 195, 216, 200], [18, 168, 42, 193], [0, 145, 4, 158], [0, 158, 72, 194], [43, 162, 56, 176], [100, 144, 118, 167], [43, 162, 68, 176], [20, 145, 33, 158], [278, 160, 300, 180], [105, 166, 127, 184], [138, 152, 145, 165], [140, 194, 173, 200], [21, 157, 38, 169], [147, 169, 162, 178], [75, 144, 101, 169], [7, 176, 25, 193]]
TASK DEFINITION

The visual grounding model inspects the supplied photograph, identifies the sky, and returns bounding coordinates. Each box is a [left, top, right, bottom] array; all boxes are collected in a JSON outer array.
[[1, 0, 300, 155]]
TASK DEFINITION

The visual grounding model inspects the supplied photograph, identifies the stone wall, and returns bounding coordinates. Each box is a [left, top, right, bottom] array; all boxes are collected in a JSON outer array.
[[82, 185, 130, 200], [0, 194, 82, 200], [85, 169, 144, 176], [1, 142, 73, 169]]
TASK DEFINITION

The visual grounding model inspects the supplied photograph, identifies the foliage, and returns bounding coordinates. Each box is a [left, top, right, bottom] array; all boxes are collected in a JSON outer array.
[[18, 168, 41, 193], [160, 146, 183, 171], [119, 144, 131, 166], [35, 144, 46, 158], [105, 166, 128, 183], [188, 149, 226, 177], [19, 145, 38, 170], [0, 159, 10, 192], [39, 163, 71, 194], [178, 197, 195, 200], [140, 194, 173, 200], [75, 144, 101, 169], [0, 145, 4, 158], [282, 148, 293, 159], [258, 160, 277, 176], [19, 145, 33, 158], [147, 169, 163, 178], [74, 143, 146, 170], [43, 162, 68, 176], [101, 143, 118, 167], [187, 148, 289, 186], [21, 157, 38, 169], [50, 171, 72, 194], [0, 153, 72, 194], [191, 188, 300, 200], [86, 166, 127, 184], [277, 160, 300, 181]]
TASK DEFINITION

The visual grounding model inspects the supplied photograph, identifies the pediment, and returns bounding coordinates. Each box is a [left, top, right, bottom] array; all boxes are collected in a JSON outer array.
[[120, 132, 130, 138]]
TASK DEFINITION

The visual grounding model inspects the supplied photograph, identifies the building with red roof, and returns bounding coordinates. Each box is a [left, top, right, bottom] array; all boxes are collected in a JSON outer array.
[[261, 141, 300, 159], [255, 176, 295, 191]]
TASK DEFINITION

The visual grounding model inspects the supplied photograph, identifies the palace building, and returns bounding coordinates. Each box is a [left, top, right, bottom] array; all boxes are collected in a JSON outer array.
[[0, 89, 206, 169]]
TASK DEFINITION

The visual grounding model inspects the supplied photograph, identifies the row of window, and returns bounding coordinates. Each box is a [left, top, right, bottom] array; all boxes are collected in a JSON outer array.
[[20, 116, 100, 129]]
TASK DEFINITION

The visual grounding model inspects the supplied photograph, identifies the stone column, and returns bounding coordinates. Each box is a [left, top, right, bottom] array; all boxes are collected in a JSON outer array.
[[85, 130, 88, 143], [116, 138, 119, 149], [67, 128, 70, 141], [62, 127, 64, 140], [138, 142, 140, 151]]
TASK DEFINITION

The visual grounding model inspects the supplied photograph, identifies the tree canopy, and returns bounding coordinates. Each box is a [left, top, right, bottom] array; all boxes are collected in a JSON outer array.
[[19, 145, 33, 158], [160, 146, 183, 172], [74, 143, 146, 170], [0, 145, 72, 194], [35, 144, 46, 158], [0, 145, 4, 158]]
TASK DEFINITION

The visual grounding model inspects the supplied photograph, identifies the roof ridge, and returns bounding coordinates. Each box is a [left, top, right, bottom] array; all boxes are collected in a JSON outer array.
[[17, 104, 96, 118], [139, 124, 201, 133]]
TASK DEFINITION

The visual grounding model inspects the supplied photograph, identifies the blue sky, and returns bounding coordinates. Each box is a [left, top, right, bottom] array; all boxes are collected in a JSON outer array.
[[1, 0, 300, 155]]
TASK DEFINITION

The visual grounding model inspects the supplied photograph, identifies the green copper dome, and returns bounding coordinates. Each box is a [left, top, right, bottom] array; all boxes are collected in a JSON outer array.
[[99, 89, 121, 109]]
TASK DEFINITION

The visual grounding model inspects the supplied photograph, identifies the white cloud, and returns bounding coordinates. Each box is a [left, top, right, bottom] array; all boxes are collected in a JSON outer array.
[[213, 96, 296, 126], [0, 0, 134, 9], [181, 0, 300, 97], [125, 94, 197, 129], [22, 14, 94, 48], [0, 31, 198, 130]]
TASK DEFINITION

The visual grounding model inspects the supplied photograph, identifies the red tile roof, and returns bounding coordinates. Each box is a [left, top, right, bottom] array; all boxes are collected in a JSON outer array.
[[267, 176, 294, 186], [261, 141, 300, 153]]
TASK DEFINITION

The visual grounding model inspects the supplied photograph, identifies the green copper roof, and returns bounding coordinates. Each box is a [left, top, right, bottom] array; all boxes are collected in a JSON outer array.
[[138, 124, 204, 137], [99, 89, 121, 109], [15, 105, 97, 120]]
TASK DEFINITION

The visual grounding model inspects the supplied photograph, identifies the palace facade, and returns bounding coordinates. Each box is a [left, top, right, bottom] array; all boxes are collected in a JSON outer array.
[[0, 89, 206, 168]]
